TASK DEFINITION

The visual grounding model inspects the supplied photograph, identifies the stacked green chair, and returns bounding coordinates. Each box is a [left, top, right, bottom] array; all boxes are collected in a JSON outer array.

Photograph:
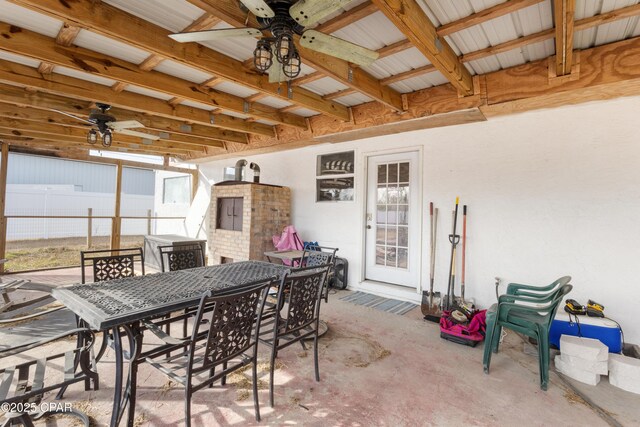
[[483, 276, 572, 390]]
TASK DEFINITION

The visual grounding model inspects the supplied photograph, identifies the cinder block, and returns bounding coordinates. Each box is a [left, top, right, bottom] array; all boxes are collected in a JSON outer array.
[[559, 353, 608, 375], [560, 335, 608, 361], [608, 354, 640, 394], [555, 355, 601, 385]]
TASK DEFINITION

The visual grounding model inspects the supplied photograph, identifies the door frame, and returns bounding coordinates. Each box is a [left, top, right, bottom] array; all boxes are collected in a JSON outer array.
[[359, 146, 424, 296]]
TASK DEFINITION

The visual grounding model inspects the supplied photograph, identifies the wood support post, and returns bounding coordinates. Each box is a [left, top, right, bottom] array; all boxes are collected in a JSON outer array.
[[87, 207, 93, 248], [0, 143, 8, 273], [147, 209, 152, 236], [191, 169, 199, 202], [110, 161, 123, 250]]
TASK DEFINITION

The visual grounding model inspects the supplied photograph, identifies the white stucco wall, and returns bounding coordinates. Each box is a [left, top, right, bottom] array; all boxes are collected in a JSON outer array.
[[199, 95, 640, 345]]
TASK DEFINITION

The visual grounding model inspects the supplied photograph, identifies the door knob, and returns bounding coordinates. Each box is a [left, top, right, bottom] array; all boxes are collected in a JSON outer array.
[[366, 225, 372, 229]]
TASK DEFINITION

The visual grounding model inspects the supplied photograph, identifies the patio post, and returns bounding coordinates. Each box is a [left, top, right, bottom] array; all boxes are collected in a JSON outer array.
[[0, 143, 7, 274], [87, 207, 93, 248], [110, 161, 123, 250], [191, 168, 198, 202]]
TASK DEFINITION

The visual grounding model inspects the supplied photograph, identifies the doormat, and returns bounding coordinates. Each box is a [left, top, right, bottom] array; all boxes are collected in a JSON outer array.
[[339, 291, 417, 315]]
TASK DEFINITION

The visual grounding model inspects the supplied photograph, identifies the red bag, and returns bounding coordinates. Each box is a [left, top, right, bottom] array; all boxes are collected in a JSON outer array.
[[439, 309, 487, 347]]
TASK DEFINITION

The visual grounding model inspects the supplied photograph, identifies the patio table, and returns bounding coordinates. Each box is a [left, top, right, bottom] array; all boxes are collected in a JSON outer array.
[[52, 260, 288, 427]]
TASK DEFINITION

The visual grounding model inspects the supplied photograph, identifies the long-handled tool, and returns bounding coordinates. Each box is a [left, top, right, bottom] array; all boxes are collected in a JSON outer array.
[[422, 202, 441, 322], [445, 198, 461, 311], [461, 204, 467, 301]]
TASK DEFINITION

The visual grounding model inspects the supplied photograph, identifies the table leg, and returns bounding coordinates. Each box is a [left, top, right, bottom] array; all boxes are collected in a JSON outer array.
[[110, 323, 142, 427]]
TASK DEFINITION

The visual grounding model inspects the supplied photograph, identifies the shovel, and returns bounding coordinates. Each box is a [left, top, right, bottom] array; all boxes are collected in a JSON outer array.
[[422, 202, 442, 322]]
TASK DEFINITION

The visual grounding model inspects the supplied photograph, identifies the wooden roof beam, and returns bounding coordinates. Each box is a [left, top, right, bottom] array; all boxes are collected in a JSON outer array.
[[554, 0, 576, 76], [0, 84, 237, 143], [371, 0, 474, 95], [0, 69, 251, 145], [187, 0, 405, 112], [438, 0, 545, 36], [8, 0, 349, 120], [313, 1, 378, 34], [0, 23, 306, 129], [0, 118, 212, 154]]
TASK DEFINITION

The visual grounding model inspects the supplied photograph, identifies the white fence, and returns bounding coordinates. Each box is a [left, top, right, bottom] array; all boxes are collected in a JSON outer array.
[[6, 185, 158, 241]]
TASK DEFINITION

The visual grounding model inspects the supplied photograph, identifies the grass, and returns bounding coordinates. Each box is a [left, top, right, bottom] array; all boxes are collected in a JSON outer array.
[[4, 236, 144, 272]]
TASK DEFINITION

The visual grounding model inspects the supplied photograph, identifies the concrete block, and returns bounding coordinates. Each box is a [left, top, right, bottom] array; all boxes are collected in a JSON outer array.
[[559, 353, 608, 375], [608, 354, 640, 394], [560, 335, 608, 361], [555, 355, 601, 385]]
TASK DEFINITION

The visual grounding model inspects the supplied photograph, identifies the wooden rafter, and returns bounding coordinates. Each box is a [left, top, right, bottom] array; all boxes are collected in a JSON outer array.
[[0, 104, 226, 149], [8, 0, 350, 120], [554, 0, 576, 76], [0, 23, 306, 130], [0, 118, 210, 154], [0, 84, 237, 144], [371, 0, 474, 95], [187, 0, 405, 112], [438, 0, 545, 36], [0, 61, 264, 141]]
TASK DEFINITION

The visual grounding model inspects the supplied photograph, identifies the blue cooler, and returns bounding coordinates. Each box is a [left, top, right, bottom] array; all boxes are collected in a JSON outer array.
[[549, 312, 622, 353]]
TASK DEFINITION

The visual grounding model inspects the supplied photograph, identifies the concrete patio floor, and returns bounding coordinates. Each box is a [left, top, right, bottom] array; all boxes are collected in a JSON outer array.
[[1, 269, 639, 426]]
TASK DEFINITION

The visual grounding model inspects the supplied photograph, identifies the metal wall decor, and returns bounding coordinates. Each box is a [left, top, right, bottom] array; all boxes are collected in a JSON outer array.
[[316, 151, 355, 202]]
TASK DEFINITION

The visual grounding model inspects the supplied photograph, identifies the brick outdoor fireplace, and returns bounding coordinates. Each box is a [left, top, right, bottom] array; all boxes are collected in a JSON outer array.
[[208, 181, 291, 265]]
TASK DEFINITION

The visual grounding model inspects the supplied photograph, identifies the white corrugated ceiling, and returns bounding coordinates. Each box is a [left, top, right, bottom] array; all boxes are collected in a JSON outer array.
[[0, 0, 639, 116]]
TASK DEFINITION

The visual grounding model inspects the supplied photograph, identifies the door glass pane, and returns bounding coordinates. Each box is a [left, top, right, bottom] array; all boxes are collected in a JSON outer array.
[[377, 165, 387, 184], [386, 247, 397, 267], [397, 248, 408, 269], [377, 186, 387, 204], [376, 246, 386, 266], [376, 205, 386, 224], [397, 205, 408, 225], [388, 163, 398, 183], [387, 205, 398, 225], [398, 185, 409, 204], [386, 226, 397, 246], [399, 162, 409, 183], [376, 227, 386, 245], [398, 226, 408, 247]]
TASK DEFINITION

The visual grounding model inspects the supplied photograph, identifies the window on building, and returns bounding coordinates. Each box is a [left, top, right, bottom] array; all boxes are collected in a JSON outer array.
[[163, 176, 190, 204]]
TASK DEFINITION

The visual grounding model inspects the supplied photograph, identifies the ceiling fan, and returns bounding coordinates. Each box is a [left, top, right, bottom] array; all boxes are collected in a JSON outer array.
[[169, 0, 379, 81], [54, 103, 160, 147]]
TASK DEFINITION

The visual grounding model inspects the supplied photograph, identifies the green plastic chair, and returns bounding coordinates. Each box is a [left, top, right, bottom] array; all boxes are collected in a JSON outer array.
[[483, 280, 573, 390], [488, 276, 572, 354]]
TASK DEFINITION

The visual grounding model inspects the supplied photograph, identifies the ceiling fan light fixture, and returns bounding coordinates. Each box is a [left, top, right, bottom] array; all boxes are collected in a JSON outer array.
[[274, 31, 294, 63], [87, 129, 98, 144], [283, 52, 301, 79], [253, 39, 273, 73], [102, 130, 112, 147]]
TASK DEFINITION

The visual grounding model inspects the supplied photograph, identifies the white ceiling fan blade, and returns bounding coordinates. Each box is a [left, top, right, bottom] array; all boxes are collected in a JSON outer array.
[[290, 0, 353, 27], [267, 56, 288, 83], [239, 0, 275, 18], [300, 30, 379, 66], [169, 28, 262, 43], [109, 120, 144, 130], [52, 109, 93, 124], [118, 129, 161, 140]]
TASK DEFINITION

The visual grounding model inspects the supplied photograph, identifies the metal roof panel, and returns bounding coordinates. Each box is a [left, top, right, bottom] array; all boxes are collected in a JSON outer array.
[[103, 0, 203, 32], [301, 77, 349, 96], [152, 60, 213, 84], [0, 0, 63, 38], [330, 11, 406, 50], [54, 66, 117, 87], [124, 85, 174, 101], [388, 71, 449, 93], [73, 30, 151, 64], [0, 50, 41, 68]]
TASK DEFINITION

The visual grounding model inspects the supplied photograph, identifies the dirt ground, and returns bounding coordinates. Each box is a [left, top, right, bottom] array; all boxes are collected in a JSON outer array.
[[4, 236, 145, 272]]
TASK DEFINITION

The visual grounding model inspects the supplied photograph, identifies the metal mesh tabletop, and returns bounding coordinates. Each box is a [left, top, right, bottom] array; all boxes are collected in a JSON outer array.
[[52, 261, 288, 330]]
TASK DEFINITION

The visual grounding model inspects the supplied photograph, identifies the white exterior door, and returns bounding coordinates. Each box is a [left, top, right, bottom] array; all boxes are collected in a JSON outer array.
[[365, 151, 420, 288]]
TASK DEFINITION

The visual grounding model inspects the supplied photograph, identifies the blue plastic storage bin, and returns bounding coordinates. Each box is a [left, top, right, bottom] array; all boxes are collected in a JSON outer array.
[[549, 312, 622, 353]]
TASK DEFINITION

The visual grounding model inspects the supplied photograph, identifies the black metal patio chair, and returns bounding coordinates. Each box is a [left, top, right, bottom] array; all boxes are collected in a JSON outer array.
[[80, 247, 145, 284], [130, 277, 274, 425], [0, 327, 99, 427], [259, 264, 331, 407], [300, 245, 338, 302], [158, 243, 205, 273]]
